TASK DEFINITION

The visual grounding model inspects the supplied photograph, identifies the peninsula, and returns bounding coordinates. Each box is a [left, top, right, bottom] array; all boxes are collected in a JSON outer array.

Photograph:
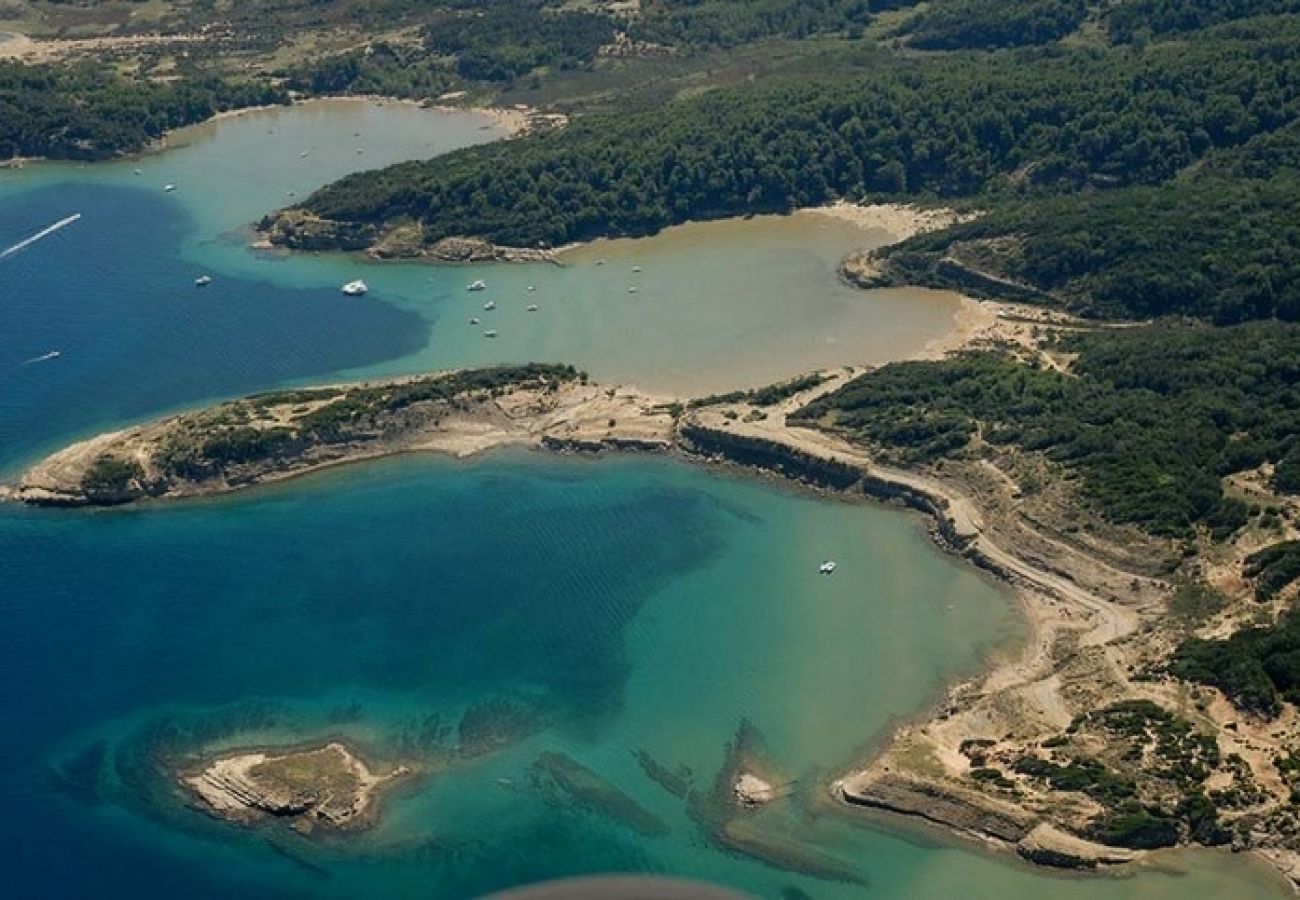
[[9, 307, 1300, 881]]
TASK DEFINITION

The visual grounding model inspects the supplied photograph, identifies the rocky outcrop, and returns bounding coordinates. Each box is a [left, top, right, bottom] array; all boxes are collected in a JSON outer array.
[[1016, 824, 1137, 869], [841, 773, 1037, 844], [679, 424, 863, 490], [183, 742, 406, 831], [426, 236, 558, 264], [839, 250, 895, 289], [257, 209, 378, 252], [257, 209, 560, 264]]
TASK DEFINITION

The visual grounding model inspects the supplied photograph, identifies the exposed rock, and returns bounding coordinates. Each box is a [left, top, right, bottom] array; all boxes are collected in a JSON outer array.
[[427, 235, 558, 264], [841, 772, 1037, 843], [183, 742, 407, 830], [1016, 823, 1137, 869], [258, 209, 378, 252], [839, 250, 894, 289], [733, 772, 775, 807]]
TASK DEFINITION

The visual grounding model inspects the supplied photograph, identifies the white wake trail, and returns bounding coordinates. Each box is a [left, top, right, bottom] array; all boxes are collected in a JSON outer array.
[[0, 213, 81, 260]]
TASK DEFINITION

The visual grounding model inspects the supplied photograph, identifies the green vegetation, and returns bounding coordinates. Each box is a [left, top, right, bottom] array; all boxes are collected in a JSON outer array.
[[1078, 700, 1221, 788], [688, 373, 829, 409], [1171, 604, 1300, 717], [424, 1, 617, 82], [81, 455, 144, 494], [900, 0, 1087, 50], [1018, 701, 1229, 848], [630, 0, 883, 48], [880, 174, 1300, 322], [292, 17, 1300, 249], [1244, 541, 1300, 602], [0, 62, 286, 160], [285, 42, 452, 99], [1169, 581, 1228, 624], [1106, 0, 1300, 42], [1013, 755, 1136, 803], [794, 323, 1300, 538], [159, 364, 578, 478], [1088, 805, 1181, 849]]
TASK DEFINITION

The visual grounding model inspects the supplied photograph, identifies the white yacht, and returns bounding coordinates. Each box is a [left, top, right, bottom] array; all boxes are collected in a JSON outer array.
[[484, 329, 498, 338], [818, 560, 837, 575], [194, 275, 212, 287], [527, 304, 539, 312], [163, 184, 176, 192], [341, 279, 369, 296], [484, 300, 497, 311], [470, 317, 481, 325], [467, 280, 487, 292]]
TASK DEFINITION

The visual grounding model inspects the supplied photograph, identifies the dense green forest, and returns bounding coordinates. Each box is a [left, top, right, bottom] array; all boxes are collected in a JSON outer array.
[[293, 18, 1300, 250], [880, 173, 1300, 322], [899, 0, 1087, 49], [792, 323, 1300, 539], [630, 0, 886, 48], [1106, 0, 1300, 42], [0, 62, 285, 160], [424, 1, 618, 82]]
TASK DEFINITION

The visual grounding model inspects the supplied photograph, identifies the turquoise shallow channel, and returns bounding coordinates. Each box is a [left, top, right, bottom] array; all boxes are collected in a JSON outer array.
[[0, 102, 1289, 898]]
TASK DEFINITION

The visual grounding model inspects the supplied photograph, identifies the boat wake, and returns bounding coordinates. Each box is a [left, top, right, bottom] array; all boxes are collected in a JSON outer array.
[[16, 351, 61, 367], [0, 213, 81, 260]]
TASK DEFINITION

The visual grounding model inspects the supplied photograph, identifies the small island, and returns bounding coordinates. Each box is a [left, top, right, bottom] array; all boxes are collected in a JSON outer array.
[[182, 742, 409, 832]]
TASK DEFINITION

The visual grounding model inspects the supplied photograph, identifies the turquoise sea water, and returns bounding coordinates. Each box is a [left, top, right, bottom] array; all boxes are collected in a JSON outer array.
[[0, 103, 1289, 898]]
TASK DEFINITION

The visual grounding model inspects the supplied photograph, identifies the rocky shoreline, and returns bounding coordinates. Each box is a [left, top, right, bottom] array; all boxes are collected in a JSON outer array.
[[9, 359, 1300, 889], [182, 741, 410, 833]]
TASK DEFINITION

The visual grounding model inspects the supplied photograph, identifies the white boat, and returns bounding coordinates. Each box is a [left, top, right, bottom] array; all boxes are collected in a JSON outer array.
[[527, 304, 539, 312], [484, 301, 497, 311], [467, 280, 487, 292], [595, 259, 605, 266], [628, 286, 639, 294], [163, 184, 176, 192], [194, 275, 212, 287], [341, 279, 369, 296], [526, 285, 536, 292], [470, 317, 481, 325], [484, 329, 498, 338], [818, 560, 837, 575], [632, 265, 642, 273]]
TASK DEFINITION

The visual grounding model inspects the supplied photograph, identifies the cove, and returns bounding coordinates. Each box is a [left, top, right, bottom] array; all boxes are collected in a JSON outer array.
[[0, 101, 1290, 899]]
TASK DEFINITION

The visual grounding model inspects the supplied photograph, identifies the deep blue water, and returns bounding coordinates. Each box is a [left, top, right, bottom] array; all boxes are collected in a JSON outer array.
[[0, 184, 426, 470]]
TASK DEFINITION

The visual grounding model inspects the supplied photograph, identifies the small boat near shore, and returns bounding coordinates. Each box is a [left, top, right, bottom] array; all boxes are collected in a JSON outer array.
[[194, 275, 212, 287], [484, 330, 498, 338], [527, 304, 539, 312], [163, 184, 177, 192], [470, 317, 481, 325], [341, 279, 369, 296], [819, 560, 837, 575], [467, 280, 487, 292], [484, 301, 497, 311]]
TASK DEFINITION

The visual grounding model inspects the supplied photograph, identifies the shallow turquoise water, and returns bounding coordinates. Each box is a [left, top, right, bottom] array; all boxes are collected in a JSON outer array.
[[0, 104, 1289, 898]]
